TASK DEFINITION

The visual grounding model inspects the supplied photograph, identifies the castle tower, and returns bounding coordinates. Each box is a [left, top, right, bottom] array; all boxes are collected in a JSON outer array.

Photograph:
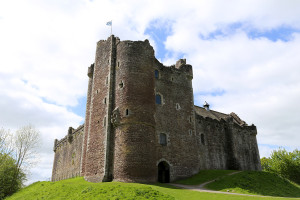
[[82, 35, 157, 182], [52, 36, 261, 183]]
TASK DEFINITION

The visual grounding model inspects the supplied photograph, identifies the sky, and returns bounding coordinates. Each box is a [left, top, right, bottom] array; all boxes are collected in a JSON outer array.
[[0, 0, 300, 184]]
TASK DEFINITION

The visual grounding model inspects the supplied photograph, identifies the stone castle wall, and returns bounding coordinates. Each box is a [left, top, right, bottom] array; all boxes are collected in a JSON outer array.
[[154, 59, 199, 181], [51, 125, 84, 181]]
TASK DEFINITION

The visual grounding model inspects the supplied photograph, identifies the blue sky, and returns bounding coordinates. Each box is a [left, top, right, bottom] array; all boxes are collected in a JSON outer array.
[[1, 0, 300, 184]]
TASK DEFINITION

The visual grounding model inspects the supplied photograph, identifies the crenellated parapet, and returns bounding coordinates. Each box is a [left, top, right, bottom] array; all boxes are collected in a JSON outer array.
[[53, 124, 84, 152], [154, 59, 193, 82]]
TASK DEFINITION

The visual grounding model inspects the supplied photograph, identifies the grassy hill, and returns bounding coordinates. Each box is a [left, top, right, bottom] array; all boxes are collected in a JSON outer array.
[[205, 171, 300, 197], [175, 169, 237, 185], [6, 171, 300, 200]]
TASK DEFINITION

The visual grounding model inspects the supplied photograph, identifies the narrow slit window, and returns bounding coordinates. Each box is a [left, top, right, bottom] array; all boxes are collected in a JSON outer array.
[[156, 94, 162, 104], [201, 134, 205, 145], [104, 98, 107, 104], [103, 117, 106, 127], [155, 70, 159, 79], [159, 133, 167, 146], [125, 109, 129, 116]]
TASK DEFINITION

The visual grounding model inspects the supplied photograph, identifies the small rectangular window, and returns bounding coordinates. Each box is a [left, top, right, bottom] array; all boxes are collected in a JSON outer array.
[[155, 70, 159, 79], [160, 133, 167, 146], [156, 94, 162, 104]]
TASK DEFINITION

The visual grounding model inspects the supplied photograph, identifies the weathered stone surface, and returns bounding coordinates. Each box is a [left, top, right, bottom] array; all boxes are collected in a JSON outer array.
[[51, 35, 261, 183], [51, 125, 84, 181]]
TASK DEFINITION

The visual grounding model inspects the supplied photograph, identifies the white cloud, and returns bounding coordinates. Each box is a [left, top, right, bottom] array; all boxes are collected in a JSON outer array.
[[1, 0, 300, 184]]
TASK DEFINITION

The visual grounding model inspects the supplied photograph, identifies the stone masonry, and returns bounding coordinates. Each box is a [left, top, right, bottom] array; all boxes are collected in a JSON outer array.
[[51, 35, 261, 183]]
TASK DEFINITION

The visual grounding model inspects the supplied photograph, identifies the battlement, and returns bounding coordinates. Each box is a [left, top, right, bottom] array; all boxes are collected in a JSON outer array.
[[53, 124, 84, 152]]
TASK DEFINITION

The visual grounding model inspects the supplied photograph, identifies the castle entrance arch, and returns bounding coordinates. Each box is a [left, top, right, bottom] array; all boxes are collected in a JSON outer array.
[[158, 161, 170, 183]]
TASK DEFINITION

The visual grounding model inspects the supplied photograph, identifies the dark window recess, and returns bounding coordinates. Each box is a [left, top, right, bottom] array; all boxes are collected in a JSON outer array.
[[156, 94, 162, 104], [201, 134, 205, 145], [125, 109, 129, 116], [155, 70, 159, 79], [104, 98, 106, 104], [119, 81, 124, 88], [160, 133, 167, 145]]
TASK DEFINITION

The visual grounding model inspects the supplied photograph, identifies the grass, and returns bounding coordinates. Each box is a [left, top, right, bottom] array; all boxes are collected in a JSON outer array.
[[5, 175, 300, 200], [206, 171, 300, 197], [175, 169, 236, 185]]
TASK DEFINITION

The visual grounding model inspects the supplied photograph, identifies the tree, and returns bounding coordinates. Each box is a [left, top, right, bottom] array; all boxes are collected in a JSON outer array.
[[0, 125, 40, 199], [0, 154, 25, 199], [13, 125, 40, 175], [0, 128, 12, 155], [261, 148, 300, 184]]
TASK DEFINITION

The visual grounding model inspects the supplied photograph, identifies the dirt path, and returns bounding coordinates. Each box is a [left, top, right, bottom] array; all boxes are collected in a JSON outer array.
[[168, 171, 295, 198]]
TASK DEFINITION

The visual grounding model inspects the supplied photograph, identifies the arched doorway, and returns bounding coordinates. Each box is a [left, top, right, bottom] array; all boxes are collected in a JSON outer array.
[[158, 161, 170, 183]]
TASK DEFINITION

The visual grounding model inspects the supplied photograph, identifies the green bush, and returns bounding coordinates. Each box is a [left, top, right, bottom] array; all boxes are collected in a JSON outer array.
[[261, 148, 300, 184], [0, 154, 25, 199]]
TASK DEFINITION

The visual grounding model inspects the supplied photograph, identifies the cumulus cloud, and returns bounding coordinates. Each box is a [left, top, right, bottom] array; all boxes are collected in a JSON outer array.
[[1, 0, 300, 184]]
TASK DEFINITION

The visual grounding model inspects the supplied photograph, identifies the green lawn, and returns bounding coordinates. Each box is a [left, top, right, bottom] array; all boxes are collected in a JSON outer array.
[[206, 171, 300, 197], [5, 175, 300, 200], [175, 169, 237, 185]]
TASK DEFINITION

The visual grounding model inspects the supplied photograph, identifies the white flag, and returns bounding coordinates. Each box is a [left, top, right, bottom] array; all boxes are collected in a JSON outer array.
[[106, 21, 112, 26]]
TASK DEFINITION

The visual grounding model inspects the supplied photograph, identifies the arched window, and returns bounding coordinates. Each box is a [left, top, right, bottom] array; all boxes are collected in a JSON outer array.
[[156, 94, 162, 104], [159, 133, 167, 145], [201, 134, 205, 145], [155, 70, 159, 79]]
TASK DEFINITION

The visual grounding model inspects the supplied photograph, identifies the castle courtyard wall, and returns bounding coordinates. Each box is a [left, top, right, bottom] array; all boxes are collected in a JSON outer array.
[[51, 125, 84, 181]]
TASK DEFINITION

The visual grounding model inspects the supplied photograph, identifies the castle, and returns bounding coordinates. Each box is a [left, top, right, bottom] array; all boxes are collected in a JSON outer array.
[[51, 35, 261, 183]]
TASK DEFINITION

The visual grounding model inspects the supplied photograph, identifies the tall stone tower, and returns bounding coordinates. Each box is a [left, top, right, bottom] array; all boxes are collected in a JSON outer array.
[[80, 35, 157, 182]]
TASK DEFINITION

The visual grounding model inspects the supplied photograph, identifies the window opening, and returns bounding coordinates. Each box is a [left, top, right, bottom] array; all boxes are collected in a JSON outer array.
[[155, 70, 159, 79], [125, 109, 129, 116], [201, 134, 205, 145], [159, 133, 167, 146], [103, 117, 106, 127], [156, 94, 162, 104], [119, 81, 124, 88]]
